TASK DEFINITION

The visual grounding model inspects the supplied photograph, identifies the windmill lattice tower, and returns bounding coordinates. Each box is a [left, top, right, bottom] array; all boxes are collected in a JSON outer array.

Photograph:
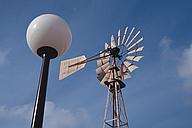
[[59, 27, 144, 128]]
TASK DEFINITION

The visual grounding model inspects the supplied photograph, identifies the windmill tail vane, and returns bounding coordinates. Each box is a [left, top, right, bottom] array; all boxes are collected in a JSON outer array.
[[59, 26, 144, 128]]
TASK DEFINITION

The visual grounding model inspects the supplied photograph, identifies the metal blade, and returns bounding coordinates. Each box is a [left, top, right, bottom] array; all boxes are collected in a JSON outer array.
[[127, 46, 144, 54], [124, 27, 135, 46], [100, 70, 111, 85], [128, 64, 139, 72], [97, 58, 109, 67], [126, 56, 144, 62], [100, 52, 110, 57], [97, 53, 110, 67], [97, 65, 110, 80], [127, 37, 143, 50], [123, 61, 132, 67], [126, 30, 141, 48], [123, 61, 138, 72], [97, 71, 105, 81], [96, 62, 110, 74], [121, 27, 128, 44], [96, 52, 110, 76], [59, 55, 86, 80], [120, 64, 131, 80], [117, 29, 121, 46], [111, 34, 116, 48], [122, 72, 131, 80], [104, 65, 110, 73], [105, 43, 109, 50], [121, 63, 128, 72]]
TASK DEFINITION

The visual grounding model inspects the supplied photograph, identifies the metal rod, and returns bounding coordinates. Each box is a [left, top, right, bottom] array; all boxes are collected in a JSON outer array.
[[104, 84, 111, 128], [120, 90, 129, 128], [31, 53, 50, 128], [112, 56, 116, 128], [113, 92, 115, 128], [115, 83, 120, 128], [69, 53, 111, 68]]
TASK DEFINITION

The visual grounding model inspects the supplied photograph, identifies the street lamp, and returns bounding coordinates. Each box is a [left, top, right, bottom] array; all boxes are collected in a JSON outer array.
[[26, 14, 72, 128]]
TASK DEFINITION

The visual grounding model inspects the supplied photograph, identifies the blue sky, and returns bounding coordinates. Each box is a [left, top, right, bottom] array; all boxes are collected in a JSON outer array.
[[0, 0, 192, 128]]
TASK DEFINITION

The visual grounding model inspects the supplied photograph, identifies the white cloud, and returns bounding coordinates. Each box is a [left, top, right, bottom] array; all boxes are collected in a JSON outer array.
[[177, 43, 192, 92], [0, 101, 88, 128], [178, 44, 192, 78], [159, 36, 178, 62], [0, 48, 11, 66], [159, 36, 172, 55], [0, 103, 31, 120], [159, 36, 192, 93], [44, 101, 88, 128], [0, 103, 32, 127]]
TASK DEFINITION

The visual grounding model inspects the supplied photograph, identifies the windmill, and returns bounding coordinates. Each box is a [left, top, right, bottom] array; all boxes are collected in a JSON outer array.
[[59, 26, 144, 128]]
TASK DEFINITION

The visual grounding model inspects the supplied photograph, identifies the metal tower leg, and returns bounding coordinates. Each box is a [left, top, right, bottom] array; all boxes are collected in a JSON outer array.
[[114, 83, 120, 128], [104, 85, 111, 128], [120, 90, 129, 128]]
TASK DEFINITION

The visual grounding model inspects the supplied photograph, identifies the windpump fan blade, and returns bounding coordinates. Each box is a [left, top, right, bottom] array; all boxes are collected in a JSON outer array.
[[121, 27, 128, 44], [124, 27, 135, 46], [126, 56, 144, 62], [127, 46, 144, 54], [96, 52, 111, 85], [59, 55, 87, 80], [127, 37, 143, 51], [120, 63, 131, 80], [105, 43, 109, 50], [126, 30, 141, 48], [117, 29, 121, 46], [111, 34, 116, 48]]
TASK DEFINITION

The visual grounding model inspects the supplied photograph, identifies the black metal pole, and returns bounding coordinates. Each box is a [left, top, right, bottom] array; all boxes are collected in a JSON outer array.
[[31, 53, 50, 128]]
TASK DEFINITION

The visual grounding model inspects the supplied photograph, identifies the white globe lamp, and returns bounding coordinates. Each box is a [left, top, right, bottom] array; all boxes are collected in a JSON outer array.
[[26, 14, 72, 128], [26, 14, 72, 58]]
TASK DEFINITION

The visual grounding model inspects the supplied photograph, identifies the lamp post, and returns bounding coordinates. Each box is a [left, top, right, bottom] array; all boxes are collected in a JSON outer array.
[[26, 14, 72, 128]]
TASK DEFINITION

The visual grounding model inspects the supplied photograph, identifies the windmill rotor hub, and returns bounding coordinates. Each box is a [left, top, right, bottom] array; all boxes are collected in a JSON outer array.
[[110, 47, 120, 58]]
